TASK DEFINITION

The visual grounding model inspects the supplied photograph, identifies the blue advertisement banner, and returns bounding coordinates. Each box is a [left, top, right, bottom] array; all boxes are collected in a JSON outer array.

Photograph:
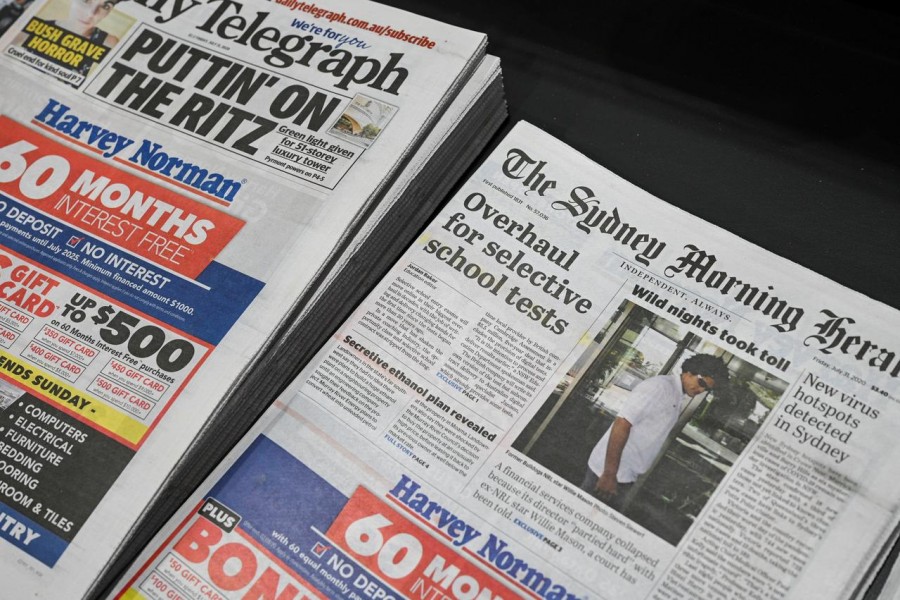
[[0, 501, 68, 567]]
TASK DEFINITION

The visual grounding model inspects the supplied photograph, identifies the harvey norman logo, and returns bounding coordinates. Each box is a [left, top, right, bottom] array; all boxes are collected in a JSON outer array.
[[32, 99, 242, 204]]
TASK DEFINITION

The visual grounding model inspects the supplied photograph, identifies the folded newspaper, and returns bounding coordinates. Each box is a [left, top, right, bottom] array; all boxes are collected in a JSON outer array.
[[112, 121, 900, 600], [0, 0, 505, 596]]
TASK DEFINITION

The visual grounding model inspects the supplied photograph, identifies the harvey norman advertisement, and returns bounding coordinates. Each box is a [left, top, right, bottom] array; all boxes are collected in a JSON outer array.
[[0, 112, 262, 566]]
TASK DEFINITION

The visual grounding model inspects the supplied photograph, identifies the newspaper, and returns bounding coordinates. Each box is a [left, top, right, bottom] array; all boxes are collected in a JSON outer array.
[[112, 121, 900, 600], [0, 0, 498, 596]]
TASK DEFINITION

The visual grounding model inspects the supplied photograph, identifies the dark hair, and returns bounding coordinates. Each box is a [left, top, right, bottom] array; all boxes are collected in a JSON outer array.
[[681, 354, 729, 385]]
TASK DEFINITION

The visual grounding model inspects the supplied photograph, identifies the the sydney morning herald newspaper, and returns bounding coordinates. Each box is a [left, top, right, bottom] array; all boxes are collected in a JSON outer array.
[[0, 0, 489, 596], [113, 121, 900, 600]]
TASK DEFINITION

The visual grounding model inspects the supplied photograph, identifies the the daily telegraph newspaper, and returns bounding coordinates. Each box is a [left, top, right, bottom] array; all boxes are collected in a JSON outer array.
[[113, 121, 900, 600], [0, 0, 494, 596]]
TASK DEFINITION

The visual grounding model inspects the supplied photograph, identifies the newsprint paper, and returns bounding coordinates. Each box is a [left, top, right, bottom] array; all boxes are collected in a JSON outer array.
[[112, 120, 900, 600], [0, 0, 492, 596]]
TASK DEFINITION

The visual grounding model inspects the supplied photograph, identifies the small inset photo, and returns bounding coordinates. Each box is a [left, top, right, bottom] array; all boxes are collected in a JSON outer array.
[[0, 0, 36, 36], [329, 94, 397, 148], [513, 298, 788, 545], [8, 0, 135, 84], [0, 378, 25, 411]]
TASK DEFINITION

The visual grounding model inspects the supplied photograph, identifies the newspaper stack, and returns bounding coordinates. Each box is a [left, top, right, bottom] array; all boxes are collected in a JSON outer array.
[[112, 122, 900, 600], [0, 0, 505, 597]]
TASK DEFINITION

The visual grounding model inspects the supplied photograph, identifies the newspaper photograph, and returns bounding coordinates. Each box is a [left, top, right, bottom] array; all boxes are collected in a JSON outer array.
[[111, 121, 900, 600], [514, 297, 785, 546], [0, 0, 491, 596]]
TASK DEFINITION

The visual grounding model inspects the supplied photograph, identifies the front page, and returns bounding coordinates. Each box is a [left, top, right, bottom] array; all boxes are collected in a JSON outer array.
[[0, 0, 490, 596], [113, 121, 900, 599]]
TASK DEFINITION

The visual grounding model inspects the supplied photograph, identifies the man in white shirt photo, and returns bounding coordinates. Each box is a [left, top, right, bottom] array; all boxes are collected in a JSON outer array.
[[581, 353, 729, 510]]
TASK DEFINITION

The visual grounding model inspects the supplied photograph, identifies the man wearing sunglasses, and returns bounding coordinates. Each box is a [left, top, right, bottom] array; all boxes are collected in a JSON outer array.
[[581, 353, 729, 510]]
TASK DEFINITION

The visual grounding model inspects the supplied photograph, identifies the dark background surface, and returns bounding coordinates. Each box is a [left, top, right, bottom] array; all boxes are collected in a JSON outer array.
[[383, 0, 900, 311]]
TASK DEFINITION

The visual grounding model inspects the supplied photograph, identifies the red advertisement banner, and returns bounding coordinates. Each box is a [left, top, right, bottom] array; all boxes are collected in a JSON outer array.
[[0, 116, 244, 279], [327, 486, 507, 599]]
